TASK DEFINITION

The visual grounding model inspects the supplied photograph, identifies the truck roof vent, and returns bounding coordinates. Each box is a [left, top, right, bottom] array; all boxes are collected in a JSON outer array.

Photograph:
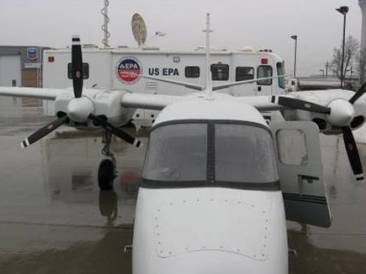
[[82, 44, 99, 48], [142, 46, 160, 51], [240, 46, 255, 52]]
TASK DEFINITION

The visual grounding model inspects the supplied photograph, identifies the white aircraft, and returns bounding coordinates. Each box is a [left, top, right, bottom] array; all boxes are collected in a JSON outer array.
[[1, 14, 366, 274]]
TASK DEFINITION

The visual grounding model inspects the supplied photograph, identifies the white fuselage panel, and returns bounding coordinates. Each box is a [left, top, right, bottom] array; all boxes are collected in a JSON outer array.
[[133, 187, 288, 274]]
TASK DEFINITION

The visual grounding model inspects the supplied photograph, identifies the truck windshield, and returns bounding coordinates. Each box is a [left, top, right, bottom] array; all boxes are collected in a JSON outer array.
[[143, 122, 278, 184]]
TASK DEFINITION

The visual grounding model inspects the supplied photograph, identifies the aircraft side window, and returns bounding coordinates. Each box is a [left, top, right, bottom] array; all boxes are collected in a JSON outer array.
[[257, 65, 273, 86], [185, 66, 200, 78], [235, 67, 254, 81], [211, 63, 229, 81], [276, 129, 308, 166], [67, 63, 89, 79]]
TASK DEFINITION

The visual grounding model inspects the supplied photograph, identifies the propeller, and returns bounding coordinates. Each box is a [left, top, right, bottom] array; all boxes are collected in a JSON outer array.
[[273, 84, 366, 180], [21, 116, 68, 148], [21, 36, 140, 148], [20, 36, 84, 148], [342, 127, 363, 180], [272, 96, 331, 114], [89, 114, 141, 147], [341, 83, 366, 180], [71, 36, 83, 98], [349, 81, 366, 104]]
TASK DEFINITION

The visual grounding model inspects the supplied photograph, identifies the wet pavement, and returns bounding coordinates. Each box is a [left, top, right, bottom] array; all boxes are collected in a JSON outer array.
[[0, 98, 365, 274]]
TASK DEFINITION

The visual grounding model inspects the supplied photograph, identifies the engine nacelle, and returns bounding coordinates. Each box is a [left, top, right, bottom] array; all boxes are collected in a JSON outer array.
[[282, 90, 366, 134], [54, 89, 135, 128]]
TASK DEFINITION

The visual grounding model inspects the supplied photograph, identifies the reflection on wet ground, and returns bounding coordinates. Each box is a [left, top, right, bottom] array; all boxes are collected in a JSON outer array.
[[0, 99, 365, 274]]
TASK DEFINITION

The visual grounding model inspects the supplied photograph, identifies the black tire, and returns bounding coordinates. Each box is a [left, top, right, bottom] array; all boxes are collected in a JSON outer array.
[[98, 159, 115, 190]]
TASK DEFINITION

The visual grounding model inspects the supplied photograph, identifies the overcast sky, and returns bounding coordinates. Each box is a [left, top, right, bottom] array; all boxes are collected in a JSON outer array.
[[0, 0, 363, 76]]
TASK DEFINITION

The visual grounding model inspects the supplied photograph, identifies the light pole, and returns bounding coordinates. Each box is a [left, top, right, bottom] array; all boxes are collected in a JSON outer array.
[[320, 69, 325, 78], [336, 6, 349, 88], [290, 35, 298, 78]]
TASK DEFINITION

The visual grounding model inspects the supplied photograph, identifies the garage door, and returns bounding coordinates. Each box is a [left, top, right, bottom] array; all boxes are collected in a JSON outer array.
[[0, 55, 21, 87]]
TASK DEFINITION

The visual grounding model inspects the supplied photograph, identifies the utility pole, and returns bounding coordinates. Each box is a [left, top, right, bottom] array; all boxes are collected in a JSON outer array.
[[290, 35, 298, 78], [336, 6, 349, 88]]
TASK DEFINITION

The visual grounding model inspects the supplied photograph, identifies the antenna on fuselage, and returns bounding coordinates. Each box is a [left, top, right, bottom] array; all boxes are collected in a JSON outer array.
[[203, 13, 213, 94]]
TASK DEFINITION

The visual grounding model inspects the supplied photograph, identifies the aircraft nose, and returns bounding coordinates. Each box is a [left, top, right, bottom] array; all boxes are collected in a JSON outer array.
[[133, 188, 288, 274]]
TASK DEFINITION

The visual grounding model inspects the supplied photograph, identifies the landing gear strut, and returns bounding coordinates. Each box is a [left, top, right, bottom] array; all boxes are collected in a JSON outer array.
[[98, 131, 117, 190]]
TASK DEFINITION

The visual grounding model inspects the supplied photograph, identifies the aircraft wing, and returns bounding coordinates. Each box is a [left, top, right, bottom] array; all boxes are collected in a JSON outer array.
[[235, 95, 283, 111], [120, 93, 303, 112], [0, 87, 70, 100], [237, 89, 360, 112], [121, 93, 184, 110]]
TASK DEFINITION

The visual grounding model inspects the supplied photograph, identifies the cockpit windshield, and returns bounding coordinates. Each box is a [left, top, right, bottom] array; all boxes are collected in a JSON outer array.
[[143, 121, 279, 185], [143, 124, 207, 181], [214, 124, 277, 182]]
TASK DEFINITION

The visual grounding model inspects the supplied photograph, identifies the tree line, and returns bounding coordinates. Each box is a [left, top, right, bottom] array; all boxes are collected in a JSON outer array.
[[330, 36, 366, 84]]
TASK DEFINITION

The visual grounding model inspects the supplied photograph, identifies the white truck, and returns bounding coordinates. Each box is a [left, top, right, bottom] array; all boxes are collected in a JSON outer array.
[[43, 46, 287, 127]]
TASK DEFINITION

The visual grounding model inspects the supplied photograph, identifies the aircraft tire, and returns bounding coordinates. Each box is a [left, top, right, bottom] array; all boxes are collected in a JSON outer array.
[[98, 159, 115, 190]]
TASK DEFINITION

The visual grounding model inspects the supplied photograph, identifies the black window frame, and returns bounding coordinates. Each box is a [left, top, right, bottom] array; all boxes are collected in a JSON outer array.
[[257, 65, 273, 86], [185, 66, 200, 78], [235, 66, 255, 81], [67, 63, 90, 79], [211, 63, 230, 81]]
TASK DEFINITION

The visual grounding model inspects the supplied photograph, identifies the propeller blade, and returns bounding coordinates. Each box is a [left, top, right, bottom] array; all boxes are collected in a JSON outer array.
[[273, 96, 331, 114], [21, 116, 68, 148], [342, 126, 364, 180], [89, 115, 141, 147], [72, 36, 83, 98], [349, 82, 366, 104]]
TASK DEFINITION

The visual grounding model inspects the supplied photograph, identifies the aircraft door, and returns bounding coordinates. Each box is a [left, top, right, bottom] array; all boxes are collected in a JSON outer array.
[[271, 121, 331, 227]]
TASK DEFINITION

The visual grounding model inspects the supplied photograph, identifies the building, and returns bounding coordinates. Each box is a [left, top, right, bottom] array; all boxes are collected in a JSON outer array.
[[0, 46, 50, 88]]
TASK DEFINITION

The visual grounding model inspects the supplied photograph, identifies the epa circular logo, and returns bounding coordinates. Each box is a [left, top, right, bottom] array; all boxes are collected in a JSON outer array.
[[116, 57, 142, 84]]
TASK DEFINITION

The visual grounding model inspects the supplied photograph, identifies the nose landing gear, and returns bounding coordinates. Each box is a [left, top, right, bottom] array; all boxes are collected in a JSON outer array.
[[97, 123, 141, 190], [98, 131, 117, 190]]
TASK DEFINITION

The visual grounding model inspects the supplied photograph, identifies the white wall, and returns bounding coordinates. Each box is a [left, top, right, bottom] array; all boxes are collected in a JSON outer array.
[[0, 55, 22, 110], [0, 55, 21, 87]]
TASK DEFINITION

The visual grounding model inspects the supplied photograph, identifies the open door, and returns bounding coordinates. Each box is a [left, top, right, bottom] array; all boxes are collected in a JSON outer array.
[[271, 121, 332, 227]]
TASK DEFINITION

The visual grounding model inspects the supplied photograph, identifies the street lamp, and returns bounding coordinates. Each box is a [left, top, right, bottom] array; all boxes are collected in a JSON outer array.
[[320, 69, 325, 78], [336, 5, 349, 88], [290, 35, 298, 78]]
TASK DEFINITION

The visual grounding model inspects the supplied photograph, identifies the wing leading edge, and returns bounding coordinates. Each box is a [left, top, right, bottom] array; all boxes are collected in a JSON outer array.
[[121, 93, 184, 110], [0, 87, 70, 100]]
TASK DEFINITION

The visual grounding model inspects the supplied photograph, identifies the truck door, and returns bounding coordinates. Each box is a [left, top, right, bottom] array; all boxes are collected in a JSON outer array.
[[256, 65, 273, 95], [271, 121, 332, 227]]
